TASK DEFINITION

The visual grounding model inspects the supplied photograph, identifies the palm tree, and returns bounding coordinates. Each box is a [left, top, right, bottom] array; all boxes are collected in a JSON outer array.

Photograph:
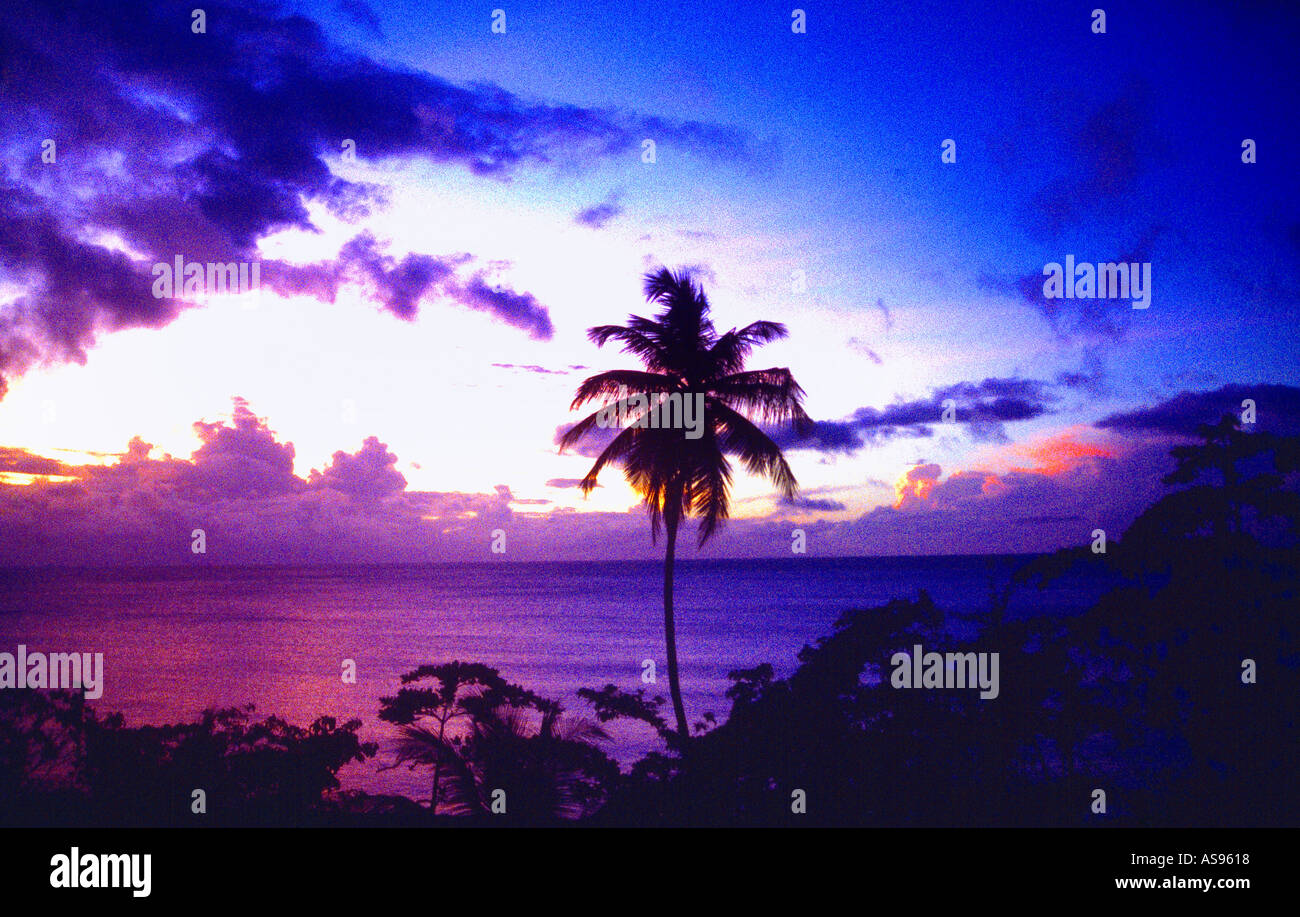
[[392, 700, 613, 820], [560, 267, 812, 743], [380, 663, 616, 819]]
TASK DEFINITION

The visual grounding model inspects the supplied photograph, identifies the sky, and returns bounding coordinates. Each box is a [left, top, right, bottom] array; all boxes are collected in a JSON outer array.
[[0, 0, 1297, 565]]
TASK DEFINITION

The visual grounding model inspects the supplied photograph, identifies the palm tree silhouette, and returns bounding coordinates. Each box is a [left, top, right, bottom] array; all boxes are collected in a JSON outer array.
[[560, 267, 812, 742], [379, 662, 615, 818], [391, 701, 612, 820]]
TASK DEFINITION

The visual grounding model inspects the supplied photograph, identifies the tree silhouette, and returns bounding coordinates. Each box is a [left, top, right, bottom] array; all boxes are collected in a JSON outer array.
[[0, 693, 376, 827], [589, 418, 1299, 826], [379, 662, 616, 820], [378, 661, 535, 812], [560, 267, 812, 742]]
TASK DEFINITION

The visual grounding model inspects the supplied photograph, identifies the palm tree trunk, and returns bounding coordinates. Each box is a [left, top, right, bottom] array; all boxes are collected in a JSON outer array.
[[663, 505, 690, 743]]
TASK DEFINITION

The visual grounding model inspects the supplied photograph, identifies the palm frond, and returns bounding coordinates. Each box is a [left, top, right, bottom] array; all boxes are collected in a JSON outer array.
[[587, 323, 669, 370], [391, 723, 484, 814], [569, 369, 681, 410], [575, 425, 641, 495], [565, 268, 805, 543], [557, 395, 657, 460], [685, 443, 733, 545], [710, 399, 800, 499], [710, 367, 812, 428], [709, 321, 789, 374]]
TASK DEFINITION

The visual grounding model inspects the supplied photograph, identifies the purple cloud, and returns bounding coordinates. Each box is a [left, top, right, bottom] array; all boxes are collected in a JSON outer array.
[[574, 196, 623, 229], [0, 0, 746, 391], [996, 227, 1164, 341], [546, 478, 598, 489], [1096, 384, 1300, 436], [0, 398, 1193, 564], [772, 376, 1059, 455], [308, 436, 407, 504], [264, 233, 552, 337]]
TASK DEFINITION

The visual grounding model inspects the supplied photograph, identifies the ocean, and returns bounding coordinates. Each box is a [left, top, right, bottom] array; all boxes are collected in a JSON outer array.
[[0, 555, 1107, 798]]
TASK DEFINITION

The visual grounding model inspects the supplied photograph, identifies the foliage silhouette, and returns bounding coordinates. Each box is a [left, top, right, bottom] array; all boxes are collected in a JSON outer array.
[[0, 696, 375, 827], [379, 661, 617, 821], [589, 419, 1299, 825]]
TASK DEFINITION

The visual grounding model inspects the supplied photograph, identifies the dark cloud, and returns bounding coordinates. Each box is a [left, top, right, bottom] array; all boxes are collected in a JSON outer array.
[[0, 183, 185, 395], [574, 196, 623, 229], [1005, 227, 1163, 340], [773, 377, 1058, 455], [336, 234, 461, 320], [454, 275, 554, 340], [1095, 383, 1300, 437], [0, 0, 746, 391], [264, 233, 552, 337], [1054, 351, 1108, 397], [334, 0, 383, 37], [768, 418, 907, 455], [778, 493, 847, 512]]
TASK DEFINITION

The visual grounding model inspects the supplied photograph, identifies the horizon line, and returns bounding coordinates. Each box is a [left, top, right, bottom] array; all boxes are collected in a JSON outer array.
[[0, 550, 1056, 574]]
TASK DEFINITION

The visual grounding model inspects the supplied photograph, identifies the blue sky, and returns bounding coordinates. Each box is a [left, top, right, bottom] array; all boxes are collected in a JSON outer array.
[[341, 0, 1300, 382]]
